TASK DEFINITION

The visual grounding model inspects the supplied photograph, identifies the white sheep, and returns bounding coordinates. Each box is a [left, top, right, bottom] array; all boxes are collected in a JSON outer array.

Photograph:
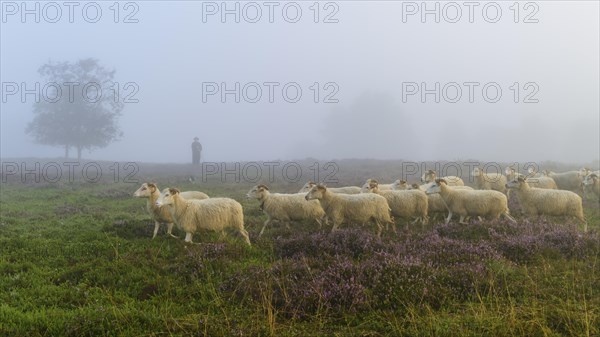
[[246, 184, 326, 236], [542, 170, 583, 193], [156, 188, 251, 245], [505, 167, 557, 190], [472, 167, 507, 193], [426, 179, 515, 225], [396, 182, 475, 222], [298, 181, 361, 194], [363, 180, 428, 228], [133, 183, 209, 239], [421, 170, 464, 186], [582, 173, 599, 200], [506, 177, 587, 231], [304, 183, 394, 237]]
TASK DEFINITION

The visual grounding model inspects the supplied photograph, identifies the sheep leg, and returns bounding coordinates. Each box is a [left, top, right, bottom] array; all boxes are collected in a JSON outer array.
[[445, 212, 453, 225], [152, 221, 160, 239], [503, 212, 517, 223], [259, 218, 272, 237], [167, 222, 179, 239], [315, 218, 323, 229], [331, 221, 340, 233], [578, 216, 588, 232], [459, 215, 468, 224], [375, 221, 383, 238], [239, 228, 251, 246], [184, 232, 194, 243]]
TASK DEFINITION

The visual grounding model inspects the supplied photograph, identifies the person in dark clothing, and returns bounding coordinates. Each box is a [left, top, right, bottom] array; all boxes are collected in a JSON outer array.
[[191, 137, 202, 165]]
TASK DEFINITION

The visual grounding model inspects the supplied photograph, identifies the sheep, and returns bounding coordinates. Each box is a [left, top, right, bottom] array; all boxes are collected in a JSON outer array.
[[363, 180, 428, 228], [133, 183, 209, 239], [395, 182, 474, 222], [298, 181, 361, 194], [505, 167, 557, 190], [421, 170, 464, 186], [426, 179, 515, 225], [505, 177, 587, 231], [361, 178, 394, 192], [582, 173, 599, 200], [246, 184, 326, 236], [304, 183, 394, 237], [472, 167, 507, 193], [542, 170, 583, 193], [156, 188, 251, 245], [579, 168, 600, 199]]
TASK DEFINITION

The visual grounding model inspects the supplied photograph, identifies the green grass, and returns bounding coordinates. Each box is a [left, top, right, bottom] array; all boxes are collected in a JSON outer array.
[[0, 179, 599, 337]]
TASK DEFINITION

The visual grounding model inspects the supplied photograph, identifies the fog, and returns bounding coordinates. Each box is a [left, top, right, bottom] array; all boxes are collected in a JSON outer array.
[[1, 2, 599, 164]]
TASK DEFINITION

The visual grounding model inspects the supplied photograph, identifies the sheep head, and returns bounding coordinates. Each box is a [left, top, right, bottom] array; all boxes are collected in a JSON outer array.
[[305, 184, 326, 200], [246, 185, 269, 199], [134, 182, 156, 198]]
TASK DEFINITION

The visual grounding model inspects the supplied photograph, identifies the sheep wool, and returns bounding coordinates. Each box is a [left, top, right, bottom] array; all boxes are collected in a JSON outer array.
[[133, 183, 209, 239], [157, 188, 250, 245], [247, 184, 326, 236], [506, 177, 587, 231], [364, 180, 428, 228], [305, 184, 394, 237], [426, 179, 515, 225]]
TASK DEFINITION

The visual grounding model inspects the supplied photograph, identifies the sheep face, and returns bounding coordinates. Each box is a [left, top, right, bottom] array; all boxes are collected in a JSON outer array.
[[505, 177, 526, 190], [298, 181, 317, 193], [580, 168, 591, 178], [425, 180, 442, 195], [583, 174, 598, 187], [361, 179, 378, 193], [421, 170, 436, 183], [246, 185, 269, 199], [156, 188, 180, 207], [392, 179, 409, 190], [133, 183, 156, 198], [305, 184, 326, 200], [472, 167, 483, 177], [363, 181, 379, 193]]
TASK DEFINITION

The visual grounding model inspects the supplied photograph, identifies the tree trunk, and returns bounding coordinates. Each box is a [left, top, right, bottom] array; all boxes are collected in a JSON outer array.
[[65, 145, 70, 158], [77, 146, 82, 161]]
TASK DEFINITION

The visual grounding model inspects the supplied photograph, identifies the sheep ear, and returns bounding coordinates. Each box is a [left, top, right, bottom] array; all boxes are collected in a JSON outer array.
[[411, 183, 420, 189], [169, 188, 180, 194], [400, 180, 406, 184], [517, 177, 525, 182], [257, 184, 269, 191], [147, 183, 156, 191]]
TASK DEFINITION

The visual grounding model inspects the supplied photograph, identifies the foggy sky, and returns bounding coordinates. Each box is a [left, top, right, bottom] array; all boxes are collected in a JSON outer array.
[[1, 1, 599, 164]]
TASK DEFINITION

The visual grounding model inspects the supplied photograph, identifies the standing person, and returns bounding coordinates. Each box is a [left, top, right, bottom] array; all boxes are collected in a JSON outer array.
[[191, 137, 202, 165]]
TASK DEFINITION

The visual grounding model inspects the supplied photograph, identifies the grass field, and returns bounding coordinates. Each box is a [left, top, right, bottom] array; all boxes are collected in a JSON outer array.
[[1, 160, 599, 336]]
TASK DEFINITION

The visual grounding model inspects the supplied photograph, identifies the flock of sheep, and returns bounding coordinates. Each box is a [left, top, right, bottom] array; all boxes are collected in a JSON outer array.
[[133, 167, 599, 245]]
